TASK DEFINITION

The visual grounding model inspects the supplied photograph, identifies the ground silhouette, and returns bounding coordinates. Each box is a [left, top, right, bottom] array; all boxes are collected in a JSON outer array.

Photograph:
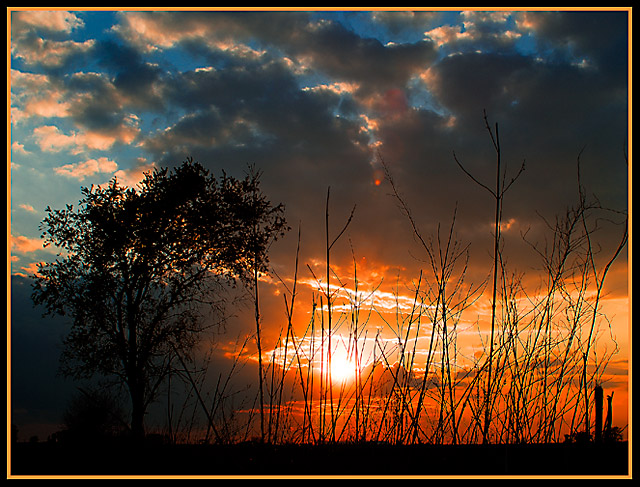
[[11, 438, 629, 477]]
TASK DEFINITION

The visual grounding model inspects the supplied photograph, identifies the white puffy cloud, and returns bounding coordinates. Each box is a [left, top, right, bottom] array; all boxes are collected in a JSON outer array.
[[11, 234, 43, 254], [12, 10, 84, 33], [54, 156, 119, 180]]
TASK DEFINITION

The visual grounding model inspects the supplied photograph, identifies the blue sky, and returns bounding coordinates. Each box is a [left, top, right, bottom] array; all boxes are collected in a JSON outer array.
[[9, 8, 630, 440]]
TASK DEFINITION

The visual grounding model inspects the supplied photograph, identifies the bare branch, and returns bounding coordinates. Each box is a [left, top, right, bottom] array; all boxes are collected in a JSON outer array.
[[452, 150, 497, 198]]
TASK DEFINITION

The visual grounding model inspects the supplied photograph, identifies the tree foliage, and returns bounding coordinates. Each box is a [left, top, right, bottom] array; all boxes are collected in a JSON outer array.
[[32, 158, 288, 438]]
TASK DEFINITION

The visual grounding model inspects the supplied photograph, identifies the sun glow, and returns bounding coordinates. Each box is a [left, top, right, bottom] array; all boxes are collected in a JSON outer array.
[[329, 349, 357, 384]]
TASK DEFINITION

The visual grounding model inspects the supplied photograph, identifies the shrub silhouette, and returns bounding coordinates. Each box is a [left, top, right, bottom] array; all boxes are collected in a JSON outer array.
[[61, 388, 128, 442]]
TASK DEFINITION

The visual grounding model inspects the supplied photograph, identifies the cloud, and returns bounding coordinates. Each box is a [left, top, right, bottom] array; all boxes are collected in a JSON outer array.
[[424, 11, 522, 53], [113, 11, 438, 96], [11, 141, 30, 156], [32, 125, 76, 152], [11, 11, 93, 69], [10, 70, 71, 123], [10, 10, 628, 273], [113, 158, 156, 188], [32, 125, 112, 153], [370, 11, 442, 36], [33, 123, 138, 154], [12, 10, 84, 34], [515, 11, 628, 74], [145, 57, 370, 164], [12, 37, 95, 69], [18, 262, 42, 278], [424, 25, 473, 47], [112, 10, 309, 53], [111, 10, 207, 51], [12, 11, 627, 254], [12, 62, 143, 150], [15, 92, 72, 121], [92, 40, 165, 110], [11, 235, 43, 254], [296, 21, 437, 94], [104, 10, 628, 277], [62, 71, 146, 136], [54, 156, 118, 180], [18, 204, 36, 213]]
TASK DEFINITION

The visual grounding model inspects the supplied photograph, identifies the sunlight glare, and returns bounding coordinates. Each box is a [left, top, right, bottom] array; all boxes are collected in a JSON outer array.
[[330, 351, 357, 384]]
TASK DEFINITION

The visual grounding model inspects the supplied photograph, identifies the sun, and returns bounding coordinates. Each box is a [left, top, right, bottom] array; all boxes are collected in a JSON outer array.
[[330, 352, 357, 384]]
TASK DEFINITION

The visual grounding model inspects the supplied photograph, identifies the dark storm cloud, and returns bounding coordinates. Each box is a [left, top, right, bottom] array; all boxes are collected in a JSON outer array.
[[63, 71, 130, 133], [148, 58, 369, 160], [115, 10, 439, 96], [284, 20, 438, 96], [369, 10, 443, 36], [10, 9, 627, 285], [525, 11, 628, 79], [101, 13, 385, 269], [94, 40, 165, 110], [12, 10, 625, 264], [112, 10, 626, 275], [371, 12, 628, 276], [135, 51, 373, 260], [112, 11, 437, 181], [162, 57, 299, 116], [148, 101, 373, 265], [427, 49, 627, 208], [427, 52, 532, 124]]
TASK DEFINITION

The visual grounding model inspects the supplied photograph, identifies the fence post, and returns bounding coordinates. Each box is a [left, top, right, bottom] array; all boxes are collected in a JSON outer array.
[[604, 392, 614, 440]]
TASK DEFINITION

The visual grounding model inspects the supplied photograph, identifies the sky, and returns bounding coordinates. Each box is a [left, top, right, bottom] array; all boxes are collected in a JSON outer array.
[[9, 8, 630, 442]]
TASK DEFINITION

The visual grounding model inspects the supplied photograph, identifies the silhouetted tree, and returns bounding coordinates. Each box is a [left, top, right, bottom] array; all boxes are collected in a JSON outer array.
[[32, 158, 288, 441]]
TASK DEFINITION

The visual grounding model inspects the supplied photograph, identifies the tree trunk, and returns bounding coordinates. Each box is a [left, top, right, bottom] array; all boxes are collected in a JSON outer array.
[[129, 380, 146, 442]]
